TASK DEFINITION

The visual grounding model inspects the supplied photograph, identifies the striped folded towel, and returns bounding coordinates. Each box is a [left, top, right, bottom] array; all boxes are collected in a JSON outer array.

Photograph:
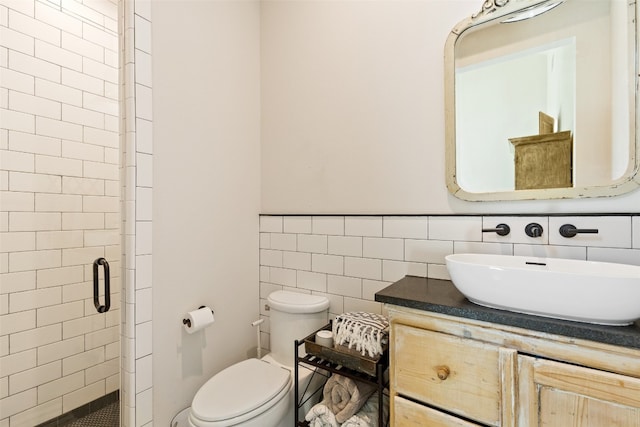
[[333, 312, 389, 358]]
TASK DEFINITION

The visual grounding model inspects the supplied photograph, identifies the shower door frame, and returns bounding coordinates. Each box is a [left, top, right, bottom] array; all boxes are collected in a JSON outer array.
[[119, 1, 154, 426]]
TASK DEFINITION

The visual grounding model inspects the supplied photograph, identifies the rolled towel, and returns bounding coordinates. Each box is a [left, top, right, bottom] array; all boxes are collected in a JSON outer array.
[[305, 402, 339, 427], [323, 374, 377, 424], [341, 391, 390, 427]]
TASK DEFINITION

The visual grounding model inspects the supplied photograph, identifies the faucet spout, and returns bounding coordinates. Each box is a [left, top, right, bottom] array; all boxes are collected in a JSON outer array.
[[482, 223, 510, 236]]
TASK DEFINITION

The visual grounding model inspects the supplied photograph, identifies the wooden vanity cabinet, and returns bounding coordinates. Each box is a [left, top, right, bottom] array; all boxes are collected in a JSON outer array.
[[518, 356, 640, 426], [388, 306, 640, 427], [393, 323, 515, 426], [393, 395, 483, 426]]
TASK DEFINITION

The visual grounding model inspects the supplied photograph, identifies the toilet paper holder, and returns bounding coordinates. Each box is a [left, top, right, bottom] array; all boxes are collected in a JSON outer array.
[[182, 306, 214, 328]]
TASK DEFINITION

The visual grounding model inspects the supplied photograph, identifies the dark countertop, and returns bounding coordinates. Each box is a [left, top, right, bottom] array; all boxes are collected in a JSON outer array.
[[375, 276, 640, 350]]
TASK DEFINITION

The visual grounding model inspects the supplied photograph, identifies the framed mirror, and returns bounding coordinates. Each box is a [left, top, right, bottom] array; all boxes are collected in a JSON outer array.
[[445, 0, 639, 201]]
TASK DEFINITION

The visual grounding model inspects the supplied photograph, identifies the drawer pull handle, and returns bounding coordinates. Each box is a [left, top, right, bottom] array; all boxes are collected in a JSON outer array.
[[436, 366, 450, 380]]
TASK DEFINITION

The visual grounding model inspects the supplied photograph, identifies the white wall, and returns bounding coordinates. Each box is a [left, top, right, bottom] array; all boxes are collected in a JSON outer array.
[[456, 54, 548, 192], [151, 1, 261, 425], [260, 0, 640, 214]]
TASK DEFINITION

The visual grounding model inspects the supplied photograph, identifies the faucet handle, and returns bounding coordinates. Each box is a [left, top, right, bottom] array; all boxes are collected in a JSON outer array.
[[525, 223, 544, 238], [559, 224, 599, 238]]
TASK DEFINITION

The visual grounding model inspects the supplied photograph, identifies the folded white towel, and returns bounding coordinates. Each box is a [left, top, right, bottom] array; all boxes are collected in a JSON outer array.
[[305, 403, 339, 427], [323, 374, 377, 424], [341, 392, 389, 427]]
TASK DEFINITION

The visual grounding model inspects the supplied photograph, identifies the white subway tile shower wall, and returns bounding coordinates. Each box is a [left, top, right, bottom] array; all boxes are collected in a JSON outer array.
[[0, 0, 123, 426], [0, 1, 154, 426], [259, 215, 640, 348]]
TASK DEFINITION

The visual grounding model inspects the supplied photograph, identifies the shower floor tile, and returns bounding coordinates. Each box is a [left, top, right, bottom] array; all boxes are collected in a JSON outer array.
[[64, 401, 119, 427]]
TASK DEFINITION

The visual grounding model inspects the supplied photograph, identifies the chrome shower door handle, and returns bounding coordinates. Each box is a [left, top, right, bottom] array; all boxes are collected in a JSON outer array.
[[93, 257, 111, 313]]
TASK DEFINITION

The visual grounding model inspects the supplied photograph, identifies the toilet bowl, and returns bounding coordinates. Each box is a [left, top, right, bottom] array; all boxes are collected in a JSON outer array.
[[188, 357, 291, 427], [187, 291, 330, 427]]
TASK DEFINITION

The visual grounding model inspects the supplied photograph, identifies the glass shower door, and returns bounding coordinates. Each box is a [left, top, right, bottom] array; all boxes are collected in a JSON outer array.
[[0, 0, 121, 424]]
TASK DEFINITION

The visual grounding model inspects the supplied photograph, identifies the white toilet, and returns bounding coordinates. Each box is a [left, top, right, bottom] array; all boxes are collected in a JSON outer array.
[[187, 291, 330, 427]]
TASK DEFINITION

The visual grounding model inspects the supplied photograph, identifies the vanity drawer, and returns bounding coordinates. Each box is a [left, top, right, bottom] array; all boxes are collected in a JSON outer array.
[[393, 324, 502, 426], [393, 396, 483, 426]]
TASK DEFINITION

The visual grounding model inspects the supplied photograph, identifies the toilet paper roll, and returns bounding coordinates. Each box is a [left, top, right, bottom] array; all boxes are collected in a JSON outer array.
[[183, 307, 215, 334], [316, 330, 333, 347]]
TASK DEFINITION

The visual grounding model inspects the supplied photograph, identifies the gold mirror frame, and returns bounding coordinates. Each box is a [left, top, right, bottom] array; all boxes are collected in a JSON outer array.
[[445, 0, 640, 201]]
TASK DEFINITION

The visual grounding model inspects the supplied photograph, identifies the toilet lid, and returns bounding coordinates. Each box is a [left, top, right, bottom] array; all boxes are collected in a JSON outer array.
[[191, 358, 291, 422], [267, 290, 330, 313]]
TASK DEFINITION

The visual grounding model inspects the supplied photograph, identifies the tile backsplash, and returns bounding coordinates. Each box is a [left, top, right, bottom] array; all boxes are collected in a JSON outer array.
[[258, 214, 640, 347]]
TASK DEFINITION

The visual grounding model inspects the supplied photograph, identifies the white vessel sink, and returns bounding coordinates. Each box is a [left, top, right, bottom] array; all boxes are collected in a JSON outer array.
[[445, 253, 640, 326]]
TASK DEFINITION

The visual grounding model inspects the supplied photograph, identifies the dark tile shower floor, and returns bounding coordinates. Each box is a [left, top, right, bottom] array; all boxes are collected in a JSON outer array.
[[64, 401, 119, 427]]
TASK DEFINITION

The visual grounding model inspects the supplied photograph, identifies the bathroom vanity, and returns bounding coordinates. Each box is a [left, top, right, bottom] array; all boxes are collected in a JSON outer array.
[[376, 276, 640, 426]]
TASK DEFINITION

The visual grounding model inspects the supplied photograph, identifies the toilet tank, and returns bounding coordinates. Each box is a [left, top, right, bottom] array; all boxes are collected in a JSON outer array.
[[267, 291, 329, 367]]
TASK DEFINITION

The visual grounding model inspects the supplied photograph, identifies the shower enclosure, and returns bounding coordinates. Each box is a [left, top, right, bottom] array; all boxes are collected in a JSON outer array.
[[1, 0, 153, 425]]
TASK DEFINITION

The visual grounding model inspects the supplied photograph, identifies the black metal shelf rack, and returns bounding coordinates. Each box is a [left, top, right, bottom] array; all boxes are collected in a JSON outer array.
[[293, 324, 389, 427]]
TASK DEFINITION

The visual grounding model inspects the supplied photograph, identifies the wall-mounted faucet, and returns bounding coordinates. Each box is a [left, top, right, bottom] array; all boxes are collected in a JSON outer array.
[[482, 223, 510, 236], [559, 224, 599, 238], [525, 223, 544, 238]]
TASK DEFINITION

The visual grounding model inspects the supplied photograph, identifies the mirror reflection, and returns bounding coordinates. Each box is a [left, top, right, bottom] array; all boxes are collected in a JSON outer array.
[[447, 0, 638, 200]]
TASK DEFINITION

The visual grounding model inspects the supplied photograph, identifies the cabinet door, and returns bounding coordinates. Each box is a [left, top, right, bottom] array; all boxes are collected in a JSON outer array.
[[518, 355, 640, 426], [393, 324, 516, 426]]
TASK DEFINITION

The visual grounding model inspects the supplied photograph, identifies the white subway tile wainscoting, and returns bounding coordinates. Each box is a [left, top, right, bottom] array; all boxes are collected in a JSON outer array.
[[259, 214, 640, 348]]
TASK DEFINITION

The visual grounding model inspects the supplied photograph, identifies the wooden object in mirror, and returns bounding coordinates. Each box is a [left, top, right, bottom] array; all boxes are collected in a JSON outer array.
[[538, 111, 555, 134], [510, 131, 572, 190]]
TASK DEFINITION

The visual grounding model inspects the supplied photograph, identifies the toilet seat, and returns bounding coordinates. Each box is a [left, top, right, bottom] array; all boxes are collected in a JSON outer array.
[[190, 358, 291, 425]]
